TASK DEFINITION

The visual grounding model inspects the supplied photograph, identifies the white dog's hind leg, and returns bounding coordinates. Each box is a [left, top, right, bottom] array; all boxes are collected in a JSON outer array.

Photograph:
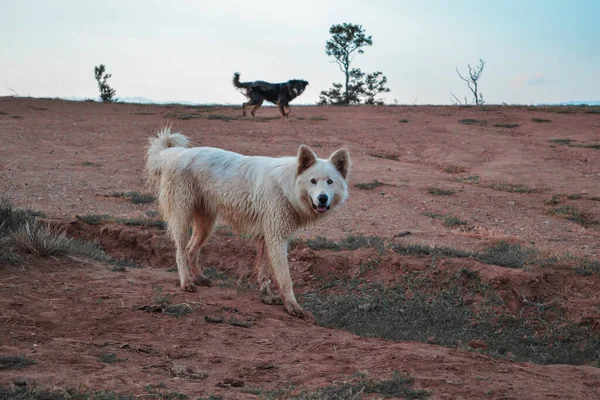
[[186, 209, 216, 287], [167, 212, 196, 292]]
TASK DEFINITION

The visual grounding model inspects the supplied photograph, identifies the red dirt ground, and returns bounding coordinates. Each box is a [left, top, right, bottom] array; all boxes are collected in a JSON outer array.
[[1, 98, 599, 399]]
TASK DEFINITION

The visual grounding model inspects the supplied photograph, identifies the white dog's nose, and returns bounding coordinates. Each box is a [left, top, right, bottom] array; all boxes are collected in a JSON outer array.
[[317, 194, 328, 205]]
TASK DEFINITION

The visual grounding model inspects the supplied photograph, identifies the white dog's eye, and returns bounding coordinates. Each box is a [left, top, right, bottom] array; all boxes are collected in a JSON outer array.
[[310, 178, 317, 185], [327, 179, 333, 185]]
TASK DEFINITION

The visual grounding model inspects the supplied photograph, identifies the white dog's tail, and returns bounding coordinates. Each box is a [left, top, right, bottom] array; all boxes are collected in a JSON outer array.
[[145, 126, 190, 191]]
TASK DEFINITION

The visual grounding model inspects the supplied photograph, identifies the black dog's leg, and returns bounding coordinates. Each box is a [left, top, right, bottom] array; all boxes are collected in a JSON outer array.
[[277, 102, 287, 119], [250, 99, 263, 118], [284, 103, 292, 117]]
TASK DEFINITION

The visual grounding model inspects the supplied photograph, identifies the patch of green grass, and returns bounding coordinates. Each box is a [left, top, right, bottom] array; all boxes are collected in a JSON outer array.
[[152, 286, 193, 318], [9, 219, 108, 259], [289, 372, 429, 399], [0, 355, 36, 370], [493, 123, 520, 128], [566, 193, 584, 200], [442, 165, 468, 173], [423, 213, 468, 228], [108, 191, 155, 204], [398, 118, 409, 123], [0, 386, 134, 400], [547, 206, 599, 227], [310, 143, 322, 147], [77, 214, 111, 225], [355, 180, 383, 190], [207, 114, 237, 121], [131, 111, 156, 115], [454, 175, 480, 183], [477, 241, 537, 268], [109, 258, 143, 270], [81, 161, 101, 167], [392, 243, 474, 258], [97, 352, 124, 364], [144, 383, 189, 400], [305, 236, 341, 251], [574, 261, 600, 276], [532, 118, 552, 123], [549, 138, 600, 150], [115, 217, 166, 229], [544, 195, 561, 205], [309, 116, 327, 121], [427, 187, 455, 196], [459, 119, 487, 125], [549, 138, 576, 145], [480, 181, 539, 193], [302, 277, 600, 365], [304, 235, 385, 254]]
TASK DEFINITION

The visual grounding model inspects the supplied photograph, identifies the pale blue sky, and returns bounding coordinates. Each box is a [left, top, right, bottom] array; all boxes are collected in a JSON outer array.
[[1, 0, 598, 104]]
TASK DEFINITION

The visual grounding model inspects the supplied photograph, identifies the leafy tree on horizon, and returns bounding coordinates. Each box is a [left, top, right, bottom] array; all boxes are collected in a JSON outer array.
[[94, 64, 117, 103], [320, 23, 389, 105]]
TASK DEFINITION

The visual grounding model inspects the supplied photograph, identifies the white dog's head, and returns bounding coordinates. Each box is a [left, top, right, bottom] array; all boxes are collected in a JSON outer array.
[[295, 145, 350, 215]]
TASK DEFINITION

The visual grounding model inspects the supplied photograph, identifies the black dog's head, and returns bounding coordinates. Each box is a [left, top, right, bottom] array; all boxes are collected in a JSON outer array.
[[288, 79, 309, 98]]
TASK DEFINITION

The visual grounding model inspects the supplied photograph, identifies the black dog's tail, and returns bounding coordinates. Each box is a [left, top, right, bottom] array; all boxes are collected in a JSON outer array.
[[233, 72, 247, 89]]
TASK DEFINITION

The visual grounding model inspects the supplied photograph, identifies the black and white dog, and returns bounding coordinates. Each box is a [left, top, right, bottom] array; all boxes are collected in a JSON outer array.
[[233, 73, 308, 119]]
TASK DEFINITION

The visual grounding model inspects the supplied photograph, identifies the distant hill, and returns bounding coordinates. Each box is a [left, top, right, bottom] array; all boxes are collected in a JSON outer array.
[[537, 101, 600, 106]]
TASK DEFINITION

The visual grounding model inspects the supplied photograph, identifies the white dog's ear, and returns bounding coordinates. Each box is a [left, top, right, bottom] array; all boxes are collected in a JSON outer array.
[[297, 145, 317, 175], [329, 148, 350, 179]]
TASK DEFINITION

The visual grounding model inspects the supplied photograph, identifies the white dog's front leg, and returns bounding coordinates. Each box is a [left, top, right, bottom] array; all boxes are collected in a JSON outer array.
[[265, 239, 304, 318]]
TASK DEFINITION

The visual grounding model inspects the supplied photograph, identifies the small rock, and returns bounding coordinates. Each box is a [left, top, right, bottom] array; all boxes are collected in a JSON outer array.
[[469, 340, 488, 350]]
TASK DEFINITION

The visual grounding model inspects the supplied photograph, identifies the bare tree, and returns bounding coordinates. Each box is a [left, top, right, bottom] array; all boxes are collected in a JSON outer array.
[[455, 59, 485, 105]]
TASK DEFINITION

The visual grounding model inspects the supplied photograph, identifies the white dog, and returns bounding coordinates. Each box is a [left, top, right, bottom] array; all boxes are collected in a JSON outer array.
[[145, 127, 350, 318]]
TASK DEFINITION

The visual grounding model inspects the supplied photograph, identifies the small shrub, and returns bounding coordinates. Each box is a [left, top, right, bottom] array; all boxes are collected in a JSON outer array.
[[532, 118, 552, 123], [310, 116, 327, 121], [398, 119, 409, 123], [566, 193, 584, 200]]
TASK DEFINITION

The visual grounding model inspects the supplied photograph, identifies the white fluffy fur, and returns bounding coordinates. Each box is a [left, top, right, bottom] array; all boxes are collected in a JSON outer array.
[[145, 127, 350, 317]]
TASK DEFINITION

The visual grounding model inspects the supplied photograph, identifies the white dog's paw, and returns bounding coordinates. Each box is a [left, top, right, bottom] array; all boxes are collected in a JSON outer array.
[[180, 282, 197, 292]]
